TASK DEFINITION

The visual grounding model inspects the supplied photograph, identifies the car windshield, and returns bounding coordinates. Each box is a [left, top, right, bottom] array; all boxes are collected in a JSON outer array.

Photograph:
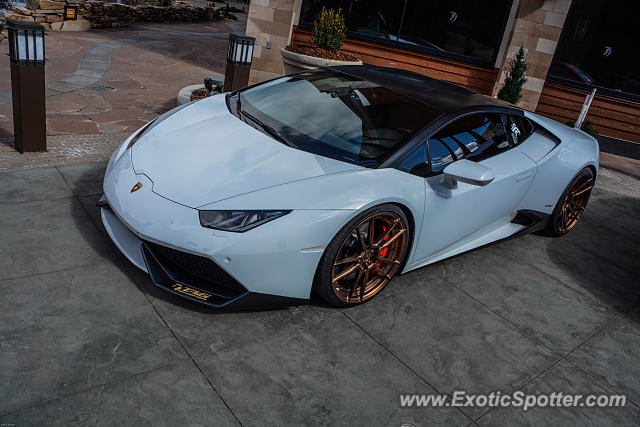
[[237, 69, 440, 167]]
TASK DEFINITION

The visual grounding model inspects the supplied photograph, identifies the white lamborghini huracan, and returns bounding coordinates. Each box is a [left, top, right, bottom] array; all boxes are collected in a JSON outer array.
[[99, 66, 599, 308]]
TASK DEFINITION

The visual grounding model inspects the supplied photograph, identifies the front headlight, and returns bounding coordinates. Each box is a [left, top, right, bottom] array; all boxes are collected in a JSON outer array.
[[199, 210, 291, 232]]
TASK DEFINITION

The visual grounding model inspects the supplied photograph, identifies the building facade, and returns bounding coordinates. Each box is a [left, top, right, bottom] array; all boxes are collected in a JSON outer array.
[[246, 0, 639, 143]]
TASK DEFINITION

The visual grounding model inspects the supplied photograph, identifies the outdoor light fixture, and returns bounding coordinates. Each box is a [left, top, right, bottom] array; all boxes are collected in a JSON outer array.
[[64, 6, 78, 21], [8, 20, 45, 63], [7, 20, 47, 152], [224, 33, 255, 92]]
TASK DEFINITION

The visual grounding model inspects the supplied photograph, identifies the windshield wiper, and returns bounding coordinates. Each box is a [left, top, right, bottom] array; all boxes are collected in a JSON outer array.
[[240, 109, 295, 148]]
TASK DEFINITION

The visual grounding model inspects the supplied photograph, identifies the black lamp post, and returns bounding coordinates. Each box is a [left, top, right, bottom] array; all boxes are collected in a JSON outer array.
[[224, 34, 255, 92], [7, 20, 47, 153]]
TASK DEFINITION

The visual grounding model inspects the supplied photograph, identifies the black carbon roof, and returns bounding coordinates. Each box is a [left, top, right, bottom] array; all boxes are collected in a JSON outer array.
[[329, 65, 515, 115]]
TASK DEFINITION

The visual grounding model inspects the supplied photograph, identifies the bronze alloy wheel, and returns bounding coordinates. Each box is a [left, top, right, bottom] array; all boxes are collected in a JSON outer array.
[[557, 171, 594, 233], [330, 212, 408, 304]]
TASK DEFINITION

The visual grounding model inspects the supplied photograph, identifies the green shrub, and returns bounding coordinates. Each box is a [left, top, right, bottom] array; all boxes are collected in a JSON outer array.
[[498, 46, 528, 105], [312, 7, 347, 51], [565, 119, 600, 138]]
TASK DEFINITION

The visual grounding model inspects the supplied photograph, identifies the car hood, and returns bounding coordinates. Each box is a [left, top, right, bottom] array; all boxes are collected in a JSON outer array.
[[131, 95, 361, 208]]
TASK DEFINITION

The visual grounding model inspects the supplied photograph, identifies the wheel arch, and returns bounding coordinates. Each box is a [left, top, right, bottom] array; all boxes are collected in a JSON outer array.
[[311, 201, 417, 305], [387, 202, 416, 274], [316, 200, 419, 279]]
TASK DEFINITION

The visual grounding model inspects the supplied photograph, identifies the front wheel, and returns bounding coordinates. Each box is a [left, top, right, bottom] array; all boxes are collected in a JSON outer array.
[[313, 204, 409, 307], [546, 167, 594, 236]]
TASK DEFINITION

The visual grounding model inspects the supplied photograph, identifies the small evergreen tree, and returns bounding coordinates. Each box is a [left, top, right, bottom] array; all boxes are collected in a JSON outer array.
[[312, 7, 347, 51], [498, 46, 528, 105]]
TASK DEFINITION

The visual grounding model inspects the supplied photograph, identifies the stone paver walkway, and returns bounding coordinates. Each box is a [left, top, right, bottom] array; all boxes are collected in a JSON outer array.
[[0, 17, 245, 139]]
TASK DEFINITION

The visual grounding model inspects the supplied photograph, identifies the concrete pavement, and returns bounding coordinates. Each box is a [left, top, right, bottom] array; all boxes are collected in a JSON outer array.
[[0, 163, 638, 425]]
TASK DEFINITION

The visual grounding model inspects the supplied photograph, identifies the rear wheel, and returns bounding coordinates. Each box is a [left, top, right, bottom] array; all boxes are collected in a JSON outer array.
[[546, 167, 594, 236], [314, 204, 409, 307]]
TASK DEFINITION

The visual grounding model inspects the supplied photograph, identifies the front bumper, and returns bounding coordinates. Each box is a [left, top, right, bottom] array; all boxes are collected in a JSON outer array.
[[100, 147, 353, 309], [101, 203, 309, 309]]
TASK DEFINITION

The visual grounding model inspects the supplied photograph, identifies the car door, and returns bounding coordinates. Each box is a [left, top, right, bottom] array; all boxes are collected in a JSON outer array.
[[411, 112, 538, 264]]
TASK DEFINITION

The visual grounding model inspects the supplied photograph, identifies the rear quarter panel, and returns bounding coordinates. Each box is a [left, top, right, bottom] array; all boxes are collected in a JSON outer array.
[[518, 112, 599, 214]]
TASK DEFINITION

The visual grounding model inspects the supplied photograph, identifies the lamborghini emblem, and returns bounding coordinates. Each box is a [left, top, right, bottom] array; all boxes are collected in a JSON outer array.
[[130, 182, 143, 193]]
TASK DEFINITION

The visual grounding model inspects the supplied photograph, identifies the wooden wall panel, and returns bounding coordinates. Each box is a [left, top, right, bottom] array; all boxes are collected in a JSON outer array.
[[291, 27, 498, 95], [536, 83, 640, 143]]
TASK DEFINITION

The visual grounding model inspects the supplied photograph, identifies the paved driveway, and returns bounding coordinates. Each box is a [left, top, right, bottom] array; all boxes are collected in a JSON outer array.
[[0, 164, 638, 425], [0, 19, 245, 139]]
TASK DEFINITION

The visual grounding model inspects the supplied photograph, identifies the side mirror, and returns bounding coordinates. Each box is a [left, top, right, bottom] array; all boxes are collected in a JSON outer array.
[[442, 159, 495, 189]]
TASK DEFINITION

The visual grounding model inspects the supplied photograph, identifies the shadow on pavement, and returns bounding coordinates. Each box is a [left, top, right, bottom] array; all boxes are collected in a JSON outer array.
[[546, 192, 640, 313]]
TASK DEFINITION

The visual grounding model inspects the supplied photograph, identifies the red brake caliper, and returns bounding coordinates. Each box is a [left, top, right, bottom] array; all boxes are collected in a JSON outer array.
[[374, 226, 389, 273]]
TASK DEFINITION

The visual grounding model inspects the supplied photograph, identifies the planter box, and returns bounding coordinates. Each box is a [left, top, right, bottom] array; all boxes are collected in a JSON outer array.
[[281, 48, 362, 75]]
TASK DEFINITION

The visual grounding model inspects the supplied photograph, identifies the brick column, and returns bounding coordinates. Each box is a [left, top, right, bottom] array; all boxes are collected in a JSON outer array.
[[245, 0, 302, 84], [493, 0, 572, 111]]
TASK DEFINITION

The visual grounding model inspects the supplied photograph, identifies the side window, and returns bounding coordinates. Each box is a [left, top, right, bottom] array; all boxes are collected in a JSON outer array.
[[506, 115, 534, 145], [428, 139, 456, 174], [462, 113, 510, 162], [428, 113, 513, 175], [395, 143, 428, 177]]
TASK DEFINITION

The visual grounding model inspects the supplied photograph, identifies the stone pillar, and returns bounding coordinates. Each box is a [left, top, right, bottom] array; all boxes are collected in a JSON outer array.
[[493, 0, 572, 111], [245, 0, 302, 84]]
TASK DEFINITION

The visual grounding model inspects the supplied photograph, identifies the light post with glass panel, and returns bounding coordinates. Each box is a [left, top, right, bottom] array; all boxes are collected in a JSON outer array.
[[7, 20, 47, 153], [224, 34, 256, 92]]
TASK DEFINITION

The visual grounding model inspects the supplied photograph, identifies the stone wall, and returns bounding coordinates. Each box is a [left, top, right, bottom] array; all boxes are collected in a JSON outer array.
[[0, 0, 224, 32], [492, 0, 573, 111], [2, 2, 66, 31], [80, 1, 218, 28], [245, 0, 302, 84]]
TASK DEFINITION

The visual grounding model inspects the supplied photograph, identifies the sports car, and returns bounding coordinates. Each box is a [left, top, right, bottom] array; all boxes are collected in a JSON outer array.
[[99, 66, 599, 308]]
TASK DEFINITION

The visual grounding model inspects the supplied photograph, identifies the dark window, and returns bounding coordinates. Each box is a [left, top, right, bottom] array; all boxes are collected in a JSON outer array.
[[238, 69, 440, 168], [399, 0, 511, 63], [300, 0, 402, 41], [506, 115, 534, 146], [548, 0, 640, 101], [463, 114, 509, 162], [395, 143, 428, 177], [428, 113, 511, 174], [299, 0, 514, 65], [428, 139, 455, 174]]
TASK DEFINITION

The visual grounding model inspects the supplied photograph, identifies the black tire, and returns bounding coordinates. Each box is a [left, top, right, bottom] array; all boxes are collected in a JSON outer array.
[[546, 167, 594, 236], [313, 204, 410, 307]]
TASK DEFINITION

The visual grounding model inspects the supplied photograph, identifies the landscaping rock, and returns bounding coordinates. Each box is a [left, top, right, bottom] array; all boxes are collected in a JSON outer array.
[[2, 12, 35, 22], [27, 0, 41, 10], [46, 14, 63, 23], [38, 0, 65, 10], [50, 19, 91, 31], [12, 6, 34, 16]]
